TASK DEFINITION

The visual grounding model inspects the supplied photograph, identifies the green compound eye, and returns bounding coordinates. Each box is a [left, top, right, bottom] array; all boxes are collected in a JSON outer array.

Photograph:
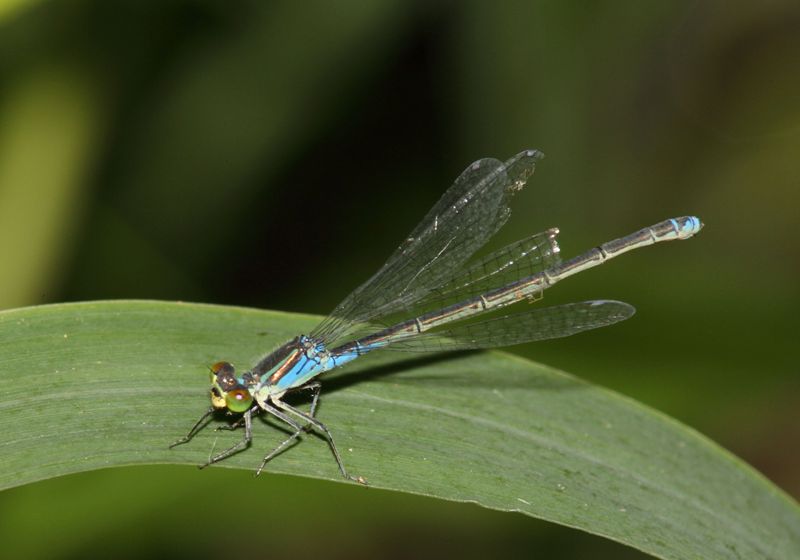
[[225, 388, 253, 413]]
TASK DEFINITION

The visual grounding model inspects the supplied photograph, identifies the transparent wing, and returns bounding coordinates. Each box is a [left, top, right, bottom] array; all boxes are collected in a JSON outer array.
[[340, 228, 562, 343], [312, 149, 544, 346], [382, 300, 636, 352], [418, 228, 560, 310]]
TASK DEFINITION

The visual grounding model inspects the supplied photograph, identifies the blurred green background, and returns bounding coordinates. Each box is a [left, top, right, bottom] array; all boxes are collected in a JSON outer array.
[[0, 0, 797, 558]]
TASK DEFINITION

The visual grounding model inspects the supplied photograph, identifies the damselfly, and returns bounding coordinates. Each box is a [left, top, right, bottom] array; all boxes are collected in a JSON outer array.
[[171, 149, 702, 483]]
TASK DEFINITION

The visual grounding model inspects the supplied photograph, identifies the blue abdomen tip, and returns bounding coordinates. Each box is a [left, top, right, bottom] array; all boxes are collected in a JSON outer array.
[[677, 216, 703, 238]]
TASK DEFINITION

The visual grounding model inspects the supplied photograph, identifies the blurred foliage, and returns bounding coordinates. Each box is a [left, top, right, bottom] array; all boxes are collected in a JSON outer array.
[[0, 0, 798, 558]]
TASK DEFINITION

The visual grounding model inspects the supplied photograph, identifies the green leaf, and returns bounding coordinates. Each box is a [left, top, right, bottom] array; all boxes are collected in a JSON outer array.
[[0, 300, 797, 559]]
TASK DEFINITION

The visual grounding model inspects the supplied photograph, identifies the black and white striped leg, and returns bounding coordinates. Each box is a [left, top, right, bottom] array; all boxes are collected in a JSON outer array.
[[272, 393, 365, 484], [254, 383, 322, 475], [256, 401, 306, 475]]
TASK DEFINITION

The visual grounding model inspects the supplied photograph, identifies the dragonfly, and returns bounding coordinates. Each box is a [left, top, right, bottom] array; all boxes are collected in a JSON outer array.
[[171, 149, 702, 483]]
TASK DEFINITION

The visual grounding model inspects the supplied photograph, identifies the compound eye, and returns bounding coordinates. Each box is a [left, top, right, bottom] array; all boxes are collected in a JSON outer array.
[[225, 388, 253, 413], [209, 361, 235, 385], [211, 361, 235, 376]]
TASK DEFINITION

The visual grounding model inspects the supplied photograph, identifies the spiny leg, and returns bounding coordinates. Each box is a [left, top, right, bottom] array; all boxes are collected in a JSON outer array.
[[214, 409, 259, 432], [256, 402, 307, 476], [304, 381, 322, 419], [170, 408, 214, 448], [272, 394, 365, 484], [254, 382, 324, 475], [282, 381, 324, 427], [199, 407, 255, 468]]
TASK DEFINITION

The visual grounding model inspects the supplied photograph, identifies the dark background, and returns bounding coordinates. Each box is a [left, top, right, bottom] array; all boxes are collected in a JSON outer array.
[[0, 1, 798, 558]]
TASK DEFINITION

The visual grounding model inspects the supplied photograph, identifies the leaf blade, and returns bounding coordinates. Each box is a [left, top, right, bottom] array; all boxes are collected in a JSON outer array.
[[0, 300, 797, 560]]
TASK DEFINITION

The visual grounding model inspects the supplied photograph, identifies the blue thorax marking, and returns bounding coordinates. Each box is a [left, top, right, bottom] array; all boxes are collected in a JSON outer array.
[[257, 336, 391, 392], [266, 335, 328, 391]]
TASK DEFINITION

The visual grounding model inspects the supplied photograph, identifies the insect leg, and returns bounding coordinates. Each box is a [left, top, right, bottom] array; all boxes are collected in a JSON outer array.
[[169, 408, 214, 448]]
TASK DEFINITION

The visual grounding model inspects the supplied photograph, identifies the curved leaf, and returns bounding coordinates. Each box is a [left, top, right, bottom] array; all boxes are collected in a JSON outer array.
[[0, 300, 797, 559]]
